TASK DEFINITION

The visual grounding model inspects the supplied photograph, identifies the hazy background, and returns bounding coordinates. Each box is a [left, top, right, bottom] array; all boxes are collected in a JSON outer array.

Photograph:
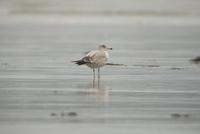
[[0, 0, 200, 24], [0, 0, 200, 15]]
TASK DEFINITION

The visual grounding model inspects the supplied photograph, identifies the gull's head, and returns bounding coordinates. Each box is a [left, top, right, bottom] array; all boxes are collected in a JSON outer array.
[[99, 45, 112, 51]]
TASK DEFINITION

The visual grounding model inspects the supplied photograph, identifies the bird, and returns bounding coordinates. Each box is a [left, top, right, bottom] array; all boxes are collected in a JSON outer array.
[[73, 45, 112, 80]]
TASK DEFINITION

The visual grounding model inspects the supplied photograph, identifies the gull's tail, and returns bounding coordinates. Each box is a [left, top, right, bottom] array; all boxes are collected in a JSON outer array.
[[72, 60, 86, 65], [72, 57, 91, 65]]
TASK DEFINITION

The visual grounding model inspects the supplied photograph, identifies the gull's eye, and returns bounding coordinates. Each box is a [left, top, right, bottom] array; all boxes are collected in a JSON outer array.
[[102, 45, 106, 48]]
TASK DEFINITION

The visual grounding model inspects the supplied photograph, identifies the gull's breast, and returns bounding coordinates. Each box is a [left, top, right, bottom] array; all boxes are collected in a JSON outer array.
[[104, 51, 109, 59]]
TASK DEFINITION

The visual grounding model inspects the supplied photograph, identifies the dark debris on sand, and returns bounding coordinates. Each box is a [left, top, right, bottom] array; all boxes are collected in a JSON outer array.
[[133, 64, 160, 68], [190, 56, 200, 64], [171, 113, 190, 119], [170, 67, 184, 70], [67, 112, 78, 116], [50, 111, 78, 117], [106, 63, 126, 66]]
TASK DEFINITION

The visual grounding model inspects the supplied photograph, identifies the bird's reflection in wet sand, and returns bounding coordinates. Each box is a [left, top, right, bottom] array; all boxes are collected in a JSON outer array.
[[86, 78, 110, 102], [93, 76, 100, 89]]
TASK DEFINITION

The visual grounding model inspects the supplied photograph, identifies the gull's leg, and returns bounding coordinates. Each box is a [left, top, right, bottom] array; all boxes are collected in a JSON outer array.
[[98, 68, 100, 79], [93, 68, 95, 88], [97, 68, 100, 88], [93, 68, 95, 80], [97, 76, 100, 89]]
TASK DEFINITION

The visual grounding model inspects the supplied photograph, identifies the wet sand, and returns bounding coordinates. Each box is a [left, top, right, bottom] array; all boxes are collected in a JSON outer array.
[[0, 16, 200, 134]]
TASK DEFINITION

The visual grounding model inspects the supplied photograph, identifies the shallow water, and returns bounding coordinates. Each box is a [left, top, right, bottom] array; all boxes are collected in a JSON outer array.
[[0, 16, 200, 134]]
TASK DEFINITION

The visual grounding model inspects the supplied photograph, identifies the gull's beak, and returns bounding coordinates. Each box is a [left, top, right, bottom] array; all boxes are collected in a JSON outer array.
[[108, 47, 113, 50]]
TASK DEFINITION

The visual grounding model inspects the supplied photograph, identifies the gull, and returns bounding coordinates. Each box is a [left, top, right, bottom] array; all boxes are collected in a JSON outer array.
[[73, 45, 112, 79]]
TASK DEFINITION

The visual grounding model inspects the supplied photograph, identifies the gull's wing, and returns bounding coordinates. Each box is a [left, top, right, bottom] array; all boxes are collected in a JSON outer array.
[[86, 50, 98, 58], [86, 50, 108, 64]]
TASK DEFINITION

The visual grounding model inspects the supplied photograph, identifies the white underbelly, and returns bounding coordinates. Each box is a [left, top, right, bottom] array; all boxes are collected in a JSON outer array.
[[86, 63, 105, 69]]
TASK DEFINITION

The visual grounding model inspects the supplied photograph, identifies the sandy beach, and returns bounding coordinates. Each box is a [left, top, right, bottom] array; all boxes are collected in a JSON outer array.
[[0, 0, 200, 134]]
